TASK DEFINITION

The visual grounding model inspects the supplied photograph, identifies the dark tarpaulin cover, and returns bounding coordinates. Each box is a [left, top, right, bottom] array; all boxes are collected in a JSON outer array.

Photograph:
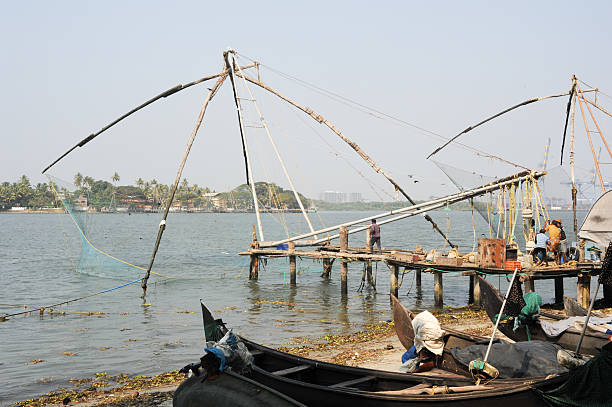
[[537, 342, 612, 407], [449, 340, 568, 378]]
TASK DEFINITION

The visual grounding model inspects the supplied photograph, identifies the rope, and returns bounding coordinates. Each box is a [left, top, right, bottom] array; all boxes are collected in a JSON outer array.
[[235, 52, 526, 169], [2, 278, 142, 319]]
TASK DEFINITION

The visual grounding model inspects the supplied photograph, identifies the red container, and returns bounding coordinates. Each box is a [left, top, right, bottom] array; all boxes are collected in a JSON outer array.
[[504, 260, 522, 271]]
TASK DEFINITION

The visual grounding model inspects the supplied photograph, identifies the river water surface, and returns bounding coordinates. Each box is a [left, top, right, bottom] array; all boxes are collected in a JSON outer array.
[[0, 210, 591, 404]]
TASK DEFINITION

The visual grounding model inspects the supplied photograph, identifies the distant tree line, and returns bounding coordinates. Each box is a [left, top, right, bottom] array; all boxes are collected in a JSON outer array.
[[0, 174, 310, 211]]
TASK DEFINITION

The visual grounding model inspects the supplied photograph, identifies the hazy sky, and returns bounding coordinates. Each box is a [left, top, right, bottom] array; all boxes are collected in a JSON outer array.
[[2, 1, 611, 200]]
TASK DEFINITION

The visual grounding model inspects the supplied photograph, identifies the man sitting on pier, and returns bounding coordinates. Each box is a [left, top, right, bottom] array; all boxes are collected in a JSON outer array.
[[369, 219, 381, 253]]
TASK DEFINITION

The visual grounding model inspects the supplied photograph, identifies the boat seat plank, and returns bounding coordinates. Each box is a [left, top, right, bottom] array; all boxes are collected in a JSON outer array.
[[329, 375, 377, 388], [271, 364, 312, 376]]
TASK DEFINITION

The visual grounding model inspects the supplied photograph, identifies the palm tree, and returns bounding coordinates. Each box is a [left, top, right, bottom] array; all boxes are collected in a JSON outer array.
[[136, 178, 144, 190], [112, 172, 120, 185], [83, 176, 94, 191], [180, 178, 189, 191], [74, 173, 83, 189]]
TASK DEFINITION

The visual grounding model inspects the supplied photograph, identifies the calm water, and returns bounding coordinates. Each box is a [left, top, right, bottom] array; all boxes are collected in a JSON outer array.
[[0, 210, 592, 404]]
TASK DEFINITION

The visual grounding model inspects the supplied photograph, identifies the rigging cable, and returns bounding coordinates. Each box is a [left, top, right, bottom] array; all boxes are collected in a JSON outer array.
[[234, 52, 526, 169]]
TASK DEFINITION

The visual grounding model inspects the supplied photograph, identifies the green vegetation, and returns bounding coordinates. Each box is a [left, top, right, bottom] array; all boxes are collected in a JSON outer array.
[[312, 199, 478, 211], [0, 174, 309, 212]]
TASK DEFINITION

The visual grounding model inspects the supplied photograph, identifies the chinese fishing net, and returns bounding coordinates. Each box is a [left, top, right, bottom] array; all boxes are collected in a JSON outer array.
[[47, 174, 156, 280]]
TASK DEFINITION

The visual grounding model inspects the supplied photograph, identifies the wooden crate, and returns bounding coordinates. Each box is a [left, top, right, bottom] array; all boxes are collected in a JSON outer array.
[[478, 238, 506, 268]]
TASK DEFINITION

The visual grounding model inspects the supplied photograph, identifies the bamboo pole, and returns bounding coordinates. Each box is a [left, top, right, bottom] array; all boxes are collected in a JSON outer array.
[[570, 78, 578, 238], [427, 89, 597, 160], [141, 72, 228, 298], [41, 65, 258, 174], [233, 60, 317, 238], [577, 84, 612, 161], [225, 51, 264, 240], [576, 93, 606, 192], [259, 170, 543, 248], [234, 71, 455, 247]]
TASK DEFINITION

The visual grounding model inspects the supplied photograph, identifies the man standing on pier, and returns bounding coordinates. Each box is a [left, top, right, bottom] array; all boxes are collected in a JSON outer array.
[[369, 219, 381, 253]]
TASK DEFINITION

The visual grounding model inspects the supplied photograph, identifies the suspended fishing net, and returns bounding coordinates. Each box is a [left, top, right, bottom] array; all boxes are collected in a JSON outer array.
[[47, 175, 152, 280], [432, 160, 497, 221]]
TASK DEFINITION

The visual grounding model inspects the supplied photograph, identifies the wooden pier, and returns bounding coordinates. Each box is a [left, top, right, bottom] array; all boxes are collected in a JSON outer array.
[[240, 228, 603, 309]]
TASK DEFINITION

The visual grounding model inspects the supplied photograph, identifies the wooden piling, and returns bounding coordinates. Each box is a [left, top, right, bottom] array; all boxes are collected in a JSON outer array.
[[434, 271, 443, 307], [523, 276, 535, 293], [468, 275, 481, 306], [249, 225, 259, 280], [249, 255, 259, 280], [322, 258, 333, 278], [390, 264, 399, 298], [340, 226, 348, 296], [289, 242, 296, 286], [577, 273, 591, 308], [415, 269, 422, 288], [554, 277, 564, 304], [366, 229, 374, 286]]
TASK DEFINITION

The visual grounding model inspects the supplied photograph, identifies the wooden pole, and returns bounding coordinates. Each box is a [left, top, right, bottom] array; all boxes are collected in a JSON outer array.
[[322, 258, 333, 279], [340, 226, 348, 296], [390, 264, 399, 298], [224, 51, 265, 241], [577, 274, 591, 309], [289, 241, 296, 285], [249, 225, 259, 280], [140, 72, 228, 298], [366, 229, 374, 286], [415, 269, 422, 288], [249, 255, 259, 280], [473, 275, 481, 306], [554, 277, 564, 304], [235, 71, 456, 248], [434, 271, 443, 307], [523, 276, 535, 293]]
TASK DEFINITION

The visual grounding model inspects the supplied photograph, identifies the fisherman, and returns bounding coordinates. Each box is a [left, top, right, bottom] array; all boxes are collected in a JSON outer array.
[[545, 220, 561, 264], [369, 219, 381, 253], [533, 228, 549, 266]]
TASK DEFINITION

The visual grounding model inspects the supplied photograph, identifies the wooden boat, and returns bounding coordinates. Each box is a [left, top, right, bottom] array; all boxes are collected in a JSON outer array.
[[173, 368, 306, 407], [194, 302, 567, 407], [477, 275, 608, 355], [563, 296, 605, 318]]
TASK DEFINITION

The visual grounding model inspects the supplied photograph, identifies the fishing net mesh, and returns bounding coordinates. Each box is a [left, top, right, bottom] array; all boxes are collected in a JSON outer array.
[[47, 175, 148, 279]]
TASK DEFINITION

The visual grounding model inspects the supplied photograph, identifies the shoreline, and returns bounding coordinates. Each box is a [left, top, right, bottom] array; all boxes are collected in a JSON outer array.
[[12, 306, 497, 407]]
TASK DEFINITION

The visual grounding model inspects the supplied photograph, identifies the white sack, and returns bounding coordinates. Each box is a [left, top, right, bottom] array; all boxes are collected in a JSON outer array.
[[412, 310, 445, 356]]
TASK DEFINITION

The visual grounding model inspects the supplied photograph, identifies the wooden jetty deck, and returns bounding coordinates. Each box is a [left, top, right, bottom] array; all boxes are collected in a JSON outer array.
[[240, 235, 602, 309]]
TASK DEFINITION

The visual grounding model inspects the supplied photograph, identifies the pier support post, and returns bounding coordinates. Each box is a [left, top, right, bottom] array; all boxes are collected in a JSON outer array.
[[415, 269, 422, 288], [390, 264, 399, 298], [469, 274, 481, 306], [554, 277, 564, 304], [577, 274, 591, 308], [249, 225, 259, 280], [434, 271, 443, 308], [522, 275, 535, 293], [249, 255, 259, 280], [578, 239, 586, 262], [340, 226, 348, 296], [322, 258, 333, 279], [289, 242, 296, 286]]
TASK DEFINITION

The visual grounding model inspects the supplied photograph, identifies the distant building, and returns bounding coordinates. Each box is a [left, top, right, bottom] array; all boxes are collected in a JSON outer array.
[[319, 191, 362, 203], [348, 192, 363, 202]]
